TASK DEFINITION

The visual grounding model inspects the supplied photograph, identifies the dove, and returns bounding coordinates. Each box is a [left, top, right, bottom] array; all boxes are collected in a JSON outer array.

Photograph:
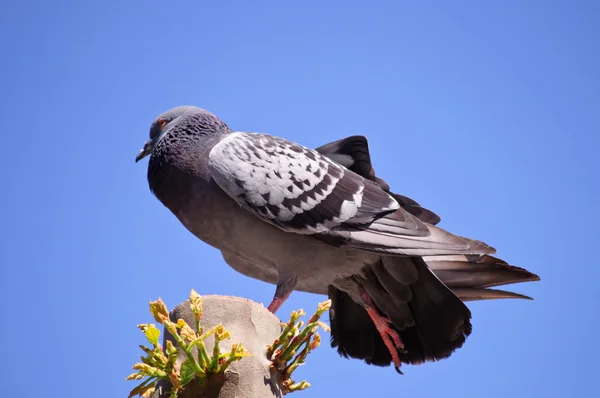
[[136, 106, 539, 372]]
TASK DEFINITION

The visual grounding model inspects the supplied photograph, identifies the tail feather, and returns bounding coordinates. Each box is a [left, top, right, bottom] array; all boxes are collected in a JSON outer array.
[[424, 254, 540, 300], [453, 287, 534, 301]]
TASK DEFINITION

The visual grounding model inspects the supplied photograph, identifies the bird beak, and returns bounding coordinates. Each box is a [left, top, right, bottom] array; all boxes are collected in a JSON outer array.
[[135, 139, 153, 162]]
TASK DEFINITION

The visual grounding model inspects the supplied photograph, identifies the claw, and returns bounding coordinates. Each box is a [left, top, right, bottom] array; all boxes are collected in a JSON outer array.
[[362, 292, 406, 373]]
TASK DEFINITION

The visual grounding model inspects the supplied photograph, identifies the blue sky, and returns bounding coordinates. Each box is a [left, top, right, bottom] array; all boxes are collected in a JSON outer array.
[[1, 0, 598, 396]]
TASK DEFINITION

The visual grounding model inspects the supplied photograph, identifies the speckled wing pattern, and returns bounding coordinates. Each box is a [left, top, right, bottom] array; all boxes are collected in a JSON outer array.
[[208, 132, 494, 255], [209, 132, 414, 232]]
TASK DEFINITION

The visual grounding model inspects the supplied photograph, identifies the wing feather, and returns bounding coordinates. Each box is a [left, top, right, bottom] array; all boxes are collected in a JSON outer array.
[[209, 132, 494, 255], [315, 135, 441, 225], [209, 132, 401, 235]]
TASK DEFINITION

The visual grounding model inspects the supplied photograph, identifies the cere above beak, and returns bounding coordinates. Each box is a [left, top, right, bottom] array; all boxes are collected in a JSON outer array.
[[135, 139, 153, 163]]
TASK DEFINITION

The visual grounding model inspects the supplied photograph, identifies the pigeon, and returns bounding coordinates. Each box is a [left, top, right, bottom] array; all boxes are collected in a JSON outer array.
[[136, 106, 540, 373]]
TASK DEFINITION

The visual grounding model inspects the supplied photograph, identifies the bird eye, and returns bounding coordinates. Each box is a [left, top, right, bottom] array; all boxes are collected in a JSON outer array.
[[159, 119, 168, 129]]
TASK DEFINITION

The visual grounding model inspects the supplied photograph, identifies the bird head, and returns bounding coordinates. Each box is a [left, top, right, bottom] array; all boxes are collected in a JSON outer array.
[[135, 106, 229, 162]]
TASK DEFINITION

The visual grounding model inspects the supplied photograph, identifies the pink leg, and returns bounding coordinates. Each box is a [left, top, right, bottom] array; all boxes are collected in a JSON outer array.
[[267, 277, 296, 314], [362, 292, 405, 374], [267, 292, 291, 313]]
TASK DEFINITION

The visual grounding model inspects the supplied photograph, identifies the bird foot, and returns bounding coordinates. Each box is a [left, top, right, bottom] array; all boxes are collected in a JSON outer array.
[[362, 294, 406, 373]]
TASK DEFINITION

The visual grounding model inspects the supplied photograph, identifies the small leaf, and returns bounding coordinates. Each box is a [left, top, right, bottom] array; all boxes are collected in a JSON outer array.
[[140, 386, 156, 397], [180, 359, 196, 386], [128, 382, 156, 398], [144, 325, 161, 346], [128, 385, 142, 398]]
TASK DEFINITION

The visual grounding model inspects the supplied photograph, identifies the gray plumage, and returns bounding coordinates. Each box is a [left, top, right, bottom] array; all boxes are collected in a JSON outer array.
[[136, 106, 539, 369]]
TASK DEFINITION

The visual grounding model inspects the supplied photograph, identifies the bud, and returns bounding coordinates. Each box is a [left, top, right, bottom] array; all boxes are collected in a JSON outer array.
[[318, 299, 332, 312], [180, 324, 197, 342], [169, 369, 182, 390], [137, 324, 149, 332], [189, 289, 203, 321], [149, 298, 169, 323], [125, 372, 144, 380], [317, 321, 330, 333], [310, 332, 321, 350], [215, 325, 231, 341], [166, 340, 177, 356]]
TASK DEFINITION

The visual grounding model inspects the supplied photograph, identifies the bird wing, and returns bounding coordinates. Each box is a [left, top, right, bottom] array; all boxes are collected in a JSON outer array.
[[209, 132, 493, 256], [315, 135, 441, 225]]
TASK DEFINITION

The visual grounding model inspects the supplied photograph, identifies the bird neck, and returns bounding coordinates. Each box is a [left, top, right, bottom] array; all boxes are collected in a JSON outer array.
[[147, 134, 220, 214]]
